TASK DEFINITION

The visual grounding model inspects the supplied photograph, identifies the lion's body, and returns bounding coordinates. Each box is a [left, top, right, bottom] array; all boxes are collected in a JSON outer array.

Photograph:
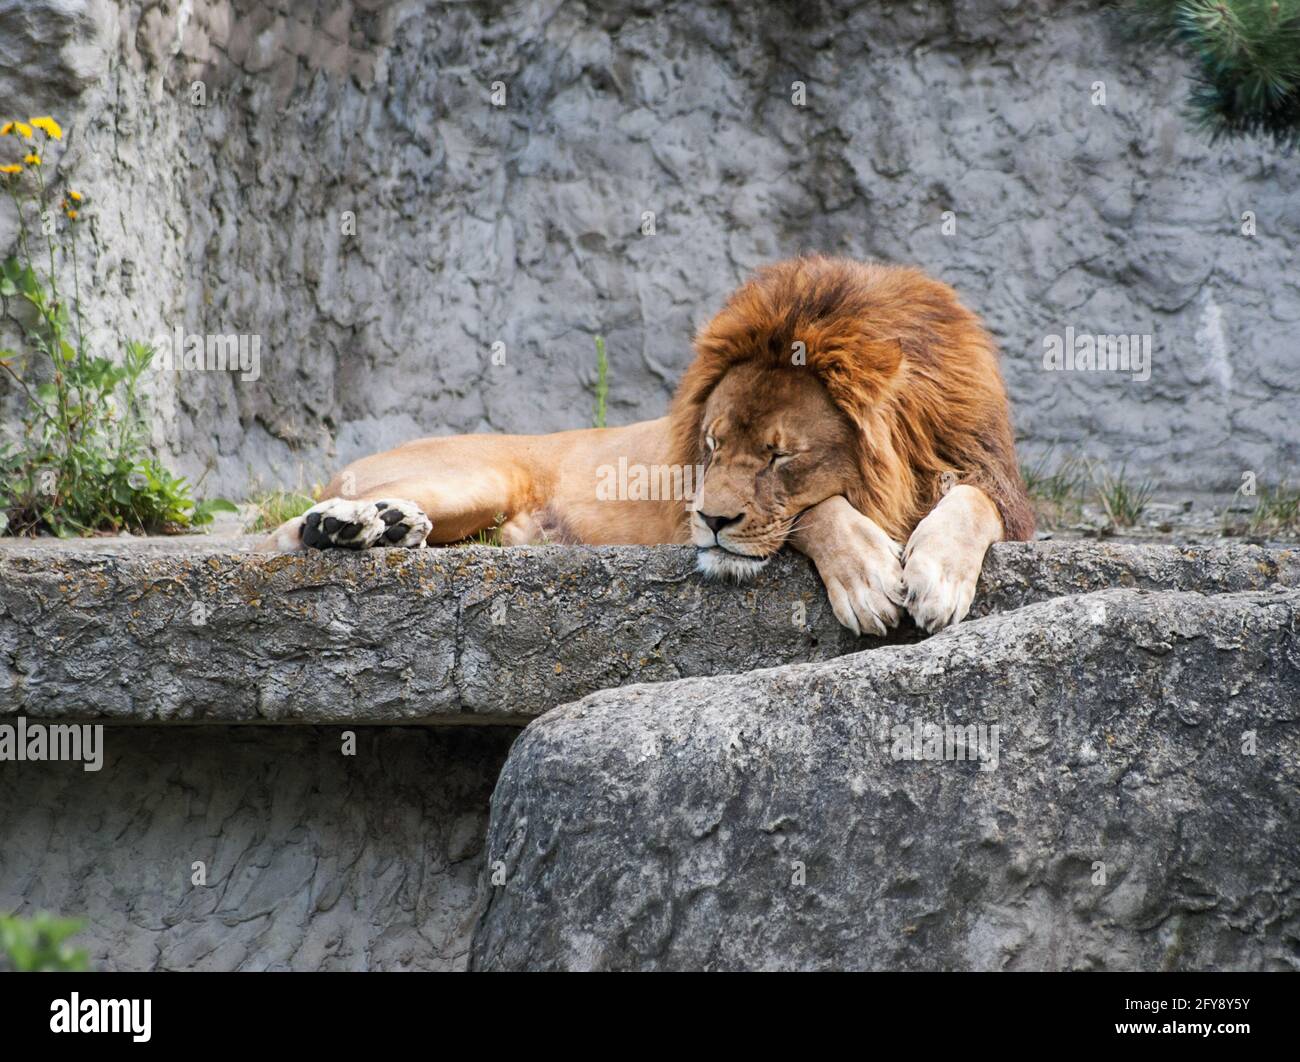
[[310, 417, 686, 547], [268, 256, 1031, 634]]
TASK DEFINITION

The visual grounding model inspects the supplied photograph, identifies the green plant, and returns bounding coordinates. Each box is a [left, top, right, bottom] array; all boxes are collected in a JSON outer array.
[[1225, 479, 1300, 536], [1021, 449, 1087, 526], [243, 485, 318, 533], [1250, 481, 1300, 532], [593, 334, 608, 429], [0, 911, 89, 972], [1124, 1, 1300, 146], [0, 115, 234, 536], [1022, 450, 1087, 507], [459, 511, 507, 547], [1092, 463, 1155, 527]]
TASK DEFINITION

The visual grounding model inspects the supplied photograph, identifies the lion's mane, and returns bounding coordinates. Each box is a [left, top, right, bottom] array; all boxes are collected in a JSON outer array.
[[668, 255, 1034, 543]]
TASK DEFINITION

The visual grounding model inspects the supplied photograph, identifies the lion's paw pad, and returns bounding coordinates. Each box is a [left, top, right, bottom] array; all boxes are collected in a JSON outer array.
[[300, 498, 431, 550]]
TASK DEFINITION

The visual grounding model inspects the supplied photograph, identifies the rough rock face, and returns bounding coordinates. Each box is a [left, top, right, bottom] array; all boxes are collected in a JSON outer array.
[[3, 539, 1296, 723], [1, 1, 1296, 498], [471, 588, 1300, 971], [0, 726, 515, 971], [3, 540, 1297, 971]]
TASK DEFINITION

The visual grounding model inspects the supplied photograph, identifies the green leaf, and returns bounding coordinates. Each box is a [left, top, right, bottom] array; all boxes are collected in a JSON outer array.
[[0, 912, 90, 972], [191, 497, 238, 526]]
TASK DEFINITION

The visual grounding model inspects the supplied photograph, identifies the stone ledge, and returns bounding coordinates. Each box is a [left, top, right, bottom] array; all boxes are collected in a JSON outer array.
[[1, 540, 1296, 724]]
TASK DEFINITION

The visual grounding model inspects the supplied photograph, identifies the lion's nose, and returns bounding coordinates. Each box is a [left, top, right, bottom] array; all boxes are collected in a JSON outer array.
[[699, 511, 743, 535]]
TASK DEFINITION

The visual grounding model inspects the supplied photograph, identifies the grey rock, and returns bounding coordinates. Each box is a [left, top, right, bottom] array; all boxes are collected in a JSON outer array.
[[0, 0, 105, 112], [968, 539, 1300, 617], [1, 1, 1296, 501], [2, 539, 1296, 723], [0, 725, 515, 971], [471, 587, 1300, 971]]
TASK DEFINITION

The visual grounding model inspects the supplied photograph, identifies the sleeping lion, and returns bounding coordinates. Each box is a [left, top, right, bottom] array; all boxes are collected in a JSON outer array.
[[264, 255, 1034, 634]]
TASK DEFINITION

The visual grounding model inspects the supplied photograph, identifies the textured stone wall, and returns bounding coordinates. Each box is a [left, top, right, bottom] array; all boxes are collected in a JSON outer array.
[[0, 725, 515, 970], [1, 0, 1296, 500]]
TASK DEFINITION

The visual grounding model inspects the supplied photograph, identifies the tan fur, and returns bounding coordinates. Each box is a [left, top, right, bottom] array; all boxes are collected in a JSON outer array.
[[265, 256, 1032, 632], [297, 419, 687, 547]]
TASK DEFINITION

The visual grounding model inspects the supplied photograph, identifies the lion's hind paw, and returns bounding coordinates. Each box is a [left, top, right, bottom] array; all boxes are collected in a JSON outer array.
[[300, 498, 431, 550]]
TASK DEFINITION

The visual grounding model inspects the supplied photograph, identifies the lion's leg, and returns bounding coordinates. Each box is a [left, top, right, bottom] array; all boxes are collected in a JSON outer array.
[[276, 475, 520, 552], [789, 495, 906, 637], [259, 437, 543, 552], [257, 420, 683, 552], [901, 484, 1003, 633]]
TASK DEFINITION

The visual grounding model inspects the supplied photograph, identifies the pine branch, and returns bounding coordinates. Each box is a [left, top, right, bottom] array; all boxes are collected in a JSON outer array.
[[1122, 0, 1300, 146]]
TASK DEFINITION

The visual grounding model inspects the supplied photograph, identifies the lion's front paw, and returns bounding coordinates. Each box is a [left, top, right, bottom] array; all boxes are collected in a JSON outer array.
[[900, 485, 1002, 633], [300, 498, 431, 550], [901, 535, 979, 633], [813, 518, 906, 638]]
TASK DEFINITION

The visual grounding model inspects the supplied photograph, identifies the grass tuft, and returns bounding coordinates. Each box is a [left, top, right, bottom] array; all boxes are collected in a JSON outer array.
[[242, 486, 317, 533], [1021, 449, 1087, 527], [1224, 480, 1300, 537], [1092, 463, 1155, 528], [454, 512, 507, 548], [593, 335, 608, 429]]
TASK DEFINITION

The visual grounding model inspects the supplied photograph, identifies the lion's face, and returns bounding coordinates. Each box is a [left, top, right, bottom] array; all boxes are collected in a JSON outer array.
[[690, 363, 859, 580]]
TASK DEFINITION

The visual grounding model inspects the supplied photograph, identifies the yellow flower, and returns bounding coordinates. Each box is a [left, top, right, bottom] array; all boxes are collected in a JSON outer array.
[[23, 153, 40, 166], [10, 122, 33, 140], [0, 123, 11, 136], [69, 189, 83, 201], [30, 116, 62, 140], [0, 163, 22, 175], [66, 209, 79, 221]]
